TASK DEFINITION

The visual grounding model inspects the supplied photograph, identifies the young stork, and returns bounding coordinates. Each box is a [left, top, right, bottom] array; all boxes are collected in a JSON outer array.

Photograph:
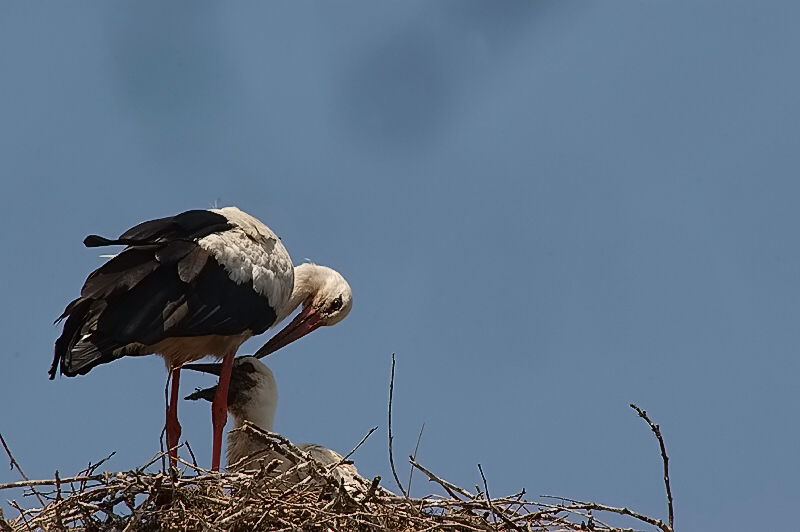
[[185, 356, 370, 492], [50, 207, 352, 471]]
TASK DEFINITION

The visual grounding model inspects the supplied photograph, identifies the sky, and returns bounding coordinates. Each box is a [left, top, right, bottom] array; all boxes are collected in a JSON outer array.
[[1, 2, 799, 530]]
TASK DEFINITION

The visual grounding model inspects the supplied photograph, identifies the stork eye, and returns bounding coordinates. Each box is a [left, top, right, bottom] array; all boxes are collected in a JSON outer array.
[[329, 297, 343, 313]]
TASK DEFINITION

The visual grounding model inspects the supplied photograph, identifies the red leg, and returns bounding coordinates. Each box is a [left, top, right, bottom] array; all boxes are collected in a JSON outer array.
[[166, 365, 182, 469], [211, 352, 234, 471]]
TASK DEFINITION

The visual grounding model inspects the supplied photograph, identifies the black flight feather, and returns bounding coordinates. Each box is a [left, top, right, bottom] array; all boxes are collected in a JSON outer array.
[[83, 210, 232, 248], [118, 210, 232, 245], [80, 248, 160, 300]]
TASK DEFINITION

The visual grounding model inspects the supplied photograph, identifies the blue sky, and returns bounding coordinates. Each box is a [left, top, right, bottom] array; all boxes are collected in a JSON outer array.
[[1, 2, 799, 530]]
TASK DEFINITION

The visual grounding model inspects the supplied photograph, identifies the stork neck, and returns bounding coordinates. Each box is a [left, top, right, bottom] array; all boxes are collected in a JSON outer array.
[[232, 404, 275, 432], [228, 403, 276, 468], [275, 289, 310, 325], [275, 264, 323, 324], [230, 370, 278, 432]]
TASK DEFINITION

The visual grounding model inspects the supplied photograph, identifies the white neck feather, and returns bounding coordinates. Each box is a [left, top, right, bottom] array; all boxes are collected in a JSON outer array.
[[230, 380, 277, 432], [226, 369, 278, 468], [274, 264, 326, 323], [232, 402, 275, 431]]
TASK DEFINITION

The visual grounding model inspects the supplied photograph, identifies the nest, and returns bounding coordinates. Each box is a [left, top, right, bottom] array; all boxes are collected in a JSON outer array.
[[1, 421, 673, 532]]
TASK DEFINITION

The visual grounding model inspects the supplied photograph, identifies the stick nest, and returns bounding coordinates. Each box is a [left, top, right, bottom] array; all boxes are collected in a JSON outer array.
[[0, 470, 634, 532], [0, 424, 664, 532]]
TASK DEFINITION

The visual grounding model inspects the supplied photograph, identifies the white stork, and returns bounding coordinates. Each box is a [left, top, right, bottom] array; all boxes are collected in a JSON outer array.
[[185, 356, 377, 494], [50, 207, 352, 471]]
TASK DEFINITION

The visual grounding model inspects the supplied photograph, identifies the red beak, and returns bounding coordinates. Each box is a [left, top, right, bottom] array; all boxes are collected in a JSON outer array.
[[254, 304, 323, 358]]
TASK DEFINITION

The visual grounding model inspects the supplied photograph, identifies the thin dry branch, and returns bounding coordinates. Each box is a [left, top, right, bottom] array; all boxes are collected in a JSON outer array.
[[542, 495, 669, 532], [0, 434, 45, 507], [388, 353, 408, 498], [0, 475, 105, 491], [630, 403, 674, 532], [339, 425, 378, 464], [478, 463, 521, 531], [406, 422, 425, 496], [409, 457, 475, 500]]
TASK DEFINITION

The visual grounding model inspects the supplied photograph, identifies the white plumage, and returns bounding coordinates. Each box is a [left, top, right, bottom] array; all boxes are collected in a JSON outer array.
[[198, 207, 293, 307]]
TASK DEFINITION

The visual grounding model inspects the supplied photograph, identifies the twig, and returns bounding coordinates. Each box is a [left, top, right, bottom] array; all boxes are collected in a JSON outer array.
[[10, 501, 32, 532], [85, 451, 116, 476], [185, 440, 199, 469], [122, 474, 163, 532], [226, 445, 278, 472], [409, 457, 476, 500], [0, 433, 45, 506], [477, 464, 497, 529], [338, 425, 378, 464], [54, 469, 64, 530], [479, 464, 525, 530], [55, 470, 62, 502], [406, 422, 425, 496], [135, 449, 172, 475], [363, 476, 381, 503], [236, 423, 340, 493], [0, 474, 105, 491], [630, 403, 674, 532], [239, 423, 310, 464], [172, 453, 215, 476], [388, 353, 408, 497], [542, 495, 671, 532]]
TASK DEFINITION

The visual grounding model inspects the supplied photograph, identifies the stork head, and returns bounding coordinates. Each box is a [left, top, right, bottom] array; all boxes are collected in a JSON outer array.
[[254, 263, 352, 358], [184, 356, 277, 430]]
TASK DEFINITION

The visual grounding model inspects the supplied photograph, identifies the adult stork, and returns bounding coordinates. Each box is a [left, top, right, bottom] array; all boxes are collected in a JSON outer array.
[[50, 207, 352, 471], [185, 356, 382, 495]]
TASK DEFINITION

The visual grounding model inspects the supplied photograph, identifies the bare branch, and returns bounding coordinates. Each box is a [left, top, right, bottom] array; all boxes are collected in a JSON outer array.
[[0, 433, 45, 506], [409, 457, 476, 500], [0, 475, 105, 491], [543, 494, 671, 532], [388, 353, 408, 497], [339, 425, 378, 464], [406, 422, 425, 496], [184, 440, 198, 469], [630, 403, 674, 531]]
